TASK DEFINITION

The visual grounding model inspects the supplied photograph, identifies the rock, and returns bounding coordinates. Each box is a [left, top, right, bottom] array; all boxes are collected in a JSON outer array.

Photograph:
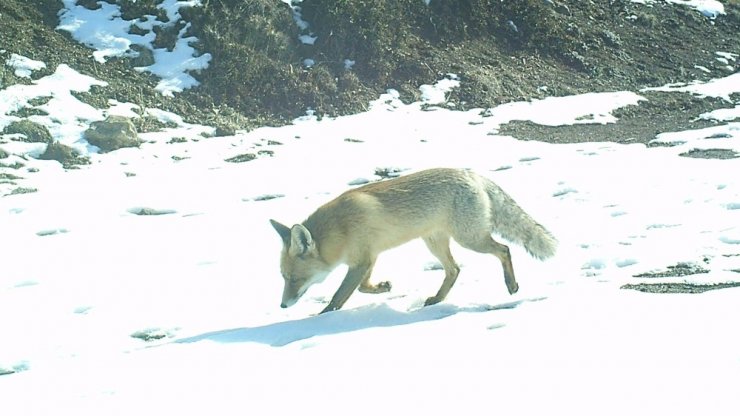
[[127, 207, 177, 216], [374, 167, 407, 179], [84, 116, 141, 152], [225, 153, 256, 163], [601, 30, 621, 48], [2, 120, 52, 143], [679, 148, 739, 160], [214, 124, 237, 137], [40, 141, 76, 160], [38, 141, 90, 167], [128, 44, 155, 68]]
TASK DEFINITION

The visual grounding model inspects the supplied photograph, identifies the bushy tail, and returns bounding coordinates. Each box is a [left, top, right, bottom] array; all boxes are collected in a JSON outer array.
[[485, 182, 558, 260]]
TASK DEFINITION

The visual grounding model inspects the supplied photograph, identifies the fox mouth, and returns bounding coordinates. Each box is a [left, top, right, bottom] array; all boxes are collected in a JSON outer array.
[[280, 287, 307, 308], [281, 270, 330, 308]]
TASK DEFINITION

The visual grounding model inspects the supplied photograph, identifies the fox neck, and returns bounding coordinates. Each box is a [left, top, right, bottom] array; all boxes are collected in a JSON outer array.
[[302, 216, 346, 267]]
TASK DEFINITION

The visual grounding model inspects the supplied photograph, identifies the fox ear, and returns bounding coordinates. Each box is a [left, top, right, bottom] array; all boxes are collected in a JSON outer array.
[[270, 219, 291, 244], [289, 224, 316, 257]]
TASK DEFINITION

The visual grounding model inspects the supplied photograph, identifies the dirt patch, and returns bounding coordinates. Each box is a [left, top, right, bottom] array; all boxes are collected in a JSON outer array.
[[127, 207, 177, 216], [225, 153, 257, 163], [39, 141, 91, 168], [622, 262, 740, 294], [622, 282, 740, 294], [679, 148, 740, 160], [0, 0, 251, 130], [632, 262, 710, 278], [498, 92, 735, 144], [3, 120, 52, 143], [130, 327, 176, 342], [1, 0, 739, 139]]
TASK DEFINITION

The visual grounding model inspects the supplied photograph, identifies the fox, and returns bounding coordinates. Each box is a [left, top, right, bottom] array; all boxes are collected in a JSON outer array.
[[270, 167, 557, 314]]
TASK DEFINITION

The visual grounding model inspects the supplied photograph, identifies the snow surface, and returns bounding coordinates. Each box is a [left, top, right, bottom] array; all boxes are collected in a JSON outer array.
[[57, 0, 211, 96], [6, 54, 46, 78], [642, 72, 740, 102], [630, 0, 725, 18], [0, 64, 107, 156], [3, 1, 740, 414], [2, 58, 740, 414]]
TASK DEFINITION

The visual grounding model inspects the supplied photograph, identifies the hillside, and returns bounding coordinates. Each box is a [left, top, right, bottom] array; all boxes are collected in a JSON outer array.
[[1, 0, 738, 139]]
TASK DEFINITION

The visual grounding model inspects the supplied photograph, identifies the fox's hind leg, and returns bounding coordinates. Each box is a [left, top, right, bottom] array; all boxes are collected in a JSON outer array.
[[456, 234, 518, 295], [358, 259, 392, 294], [422, 234, 461, 306]]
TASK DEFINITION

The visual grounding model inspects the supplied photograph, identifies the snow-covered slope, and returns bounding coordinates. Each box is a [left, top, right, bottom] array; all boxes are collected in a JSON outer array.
[[2, 63, 740, 414]]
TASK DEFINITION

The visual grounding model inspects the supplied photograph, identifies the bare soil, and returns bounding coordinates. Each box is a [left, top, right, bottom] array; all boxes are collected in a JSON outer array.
[[2, 0, 738, 138], [622, 262, 740, 294]]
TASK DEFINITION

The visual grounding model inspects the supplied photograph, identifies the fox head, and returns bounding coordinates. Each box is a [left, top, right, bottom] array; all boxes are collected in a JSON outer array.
[[270, 219, 331, 308]]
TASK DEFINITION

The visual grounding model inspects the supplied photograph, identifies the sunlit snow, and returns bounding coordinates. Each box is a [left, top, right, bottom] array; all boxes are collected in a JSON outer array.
[[2, 2, 740, 415]]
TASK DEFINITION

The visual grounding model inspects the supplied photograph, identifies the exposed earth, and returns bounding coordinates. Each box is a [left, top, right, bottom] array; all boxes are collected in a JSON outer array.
[[1, 0, 738, 139], [622, 262, 740, 293]]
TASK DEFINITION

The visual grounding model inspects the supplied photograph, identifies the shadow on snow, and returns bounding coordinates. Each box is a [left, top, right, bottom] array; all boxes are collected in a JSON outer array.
[[175, 297, 545, 347]]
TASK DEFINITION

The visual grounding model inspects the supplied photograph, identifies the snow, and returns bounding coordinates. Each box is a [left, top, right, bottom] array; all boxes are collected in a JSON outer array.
[[484, 91, 645, 131], [6, 54, 46, 78], [630, 0, 725, 18], [2, 2, 740, 415], [642, 71, 740, 101], [701, 105, 740, 122], [716, 51, 738, 65], [419, 74, 460, 105], [0, 64, 107, 156], [282, 0, 316, 45], [57, 0, 148, 63], [57, 0, 211, 96], [299, 34, 318, 45], [145, 22, 212, 97], [667, 0, 725, 18], [2, 60, 740, 414]]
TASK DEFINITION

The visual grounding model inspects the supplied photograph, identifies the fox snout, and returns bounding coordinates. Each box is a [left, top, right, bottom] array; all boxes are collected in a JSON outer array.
[[280, 298, 296, 309], [280, 285, 303, 309]]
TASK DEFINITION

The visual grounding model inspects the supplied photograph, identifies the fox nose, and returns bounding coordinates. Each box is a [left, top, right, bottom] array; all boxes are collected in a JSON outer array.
[[280, 303, 287, 308]]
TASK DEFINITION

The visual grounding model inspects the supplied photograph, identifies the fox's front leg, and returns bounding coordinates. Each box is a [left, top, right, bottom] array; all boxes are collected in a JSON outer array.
[[320, 261, 373, 314], [357, 259, 392, 294]]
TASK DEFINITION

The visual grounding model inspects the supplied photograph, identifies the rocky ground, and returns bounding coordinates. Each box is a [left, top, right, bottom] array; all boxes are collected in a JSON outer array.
[[622, 262, 740, 293], [2, 0, 738, 138]]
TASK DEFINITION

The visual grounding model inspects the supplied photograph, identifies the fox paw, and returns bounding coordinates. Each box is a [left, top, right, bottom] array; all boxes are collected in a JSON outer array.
[[424, 296, 442, 306], [359, 281, 392, 294], [507, 281, 519, 295]]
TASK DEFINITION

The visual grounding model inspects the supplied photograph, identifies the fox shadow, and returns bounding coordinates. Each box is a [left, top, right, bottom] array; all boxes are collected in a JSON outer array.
[[175, 297, 545, 347]]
